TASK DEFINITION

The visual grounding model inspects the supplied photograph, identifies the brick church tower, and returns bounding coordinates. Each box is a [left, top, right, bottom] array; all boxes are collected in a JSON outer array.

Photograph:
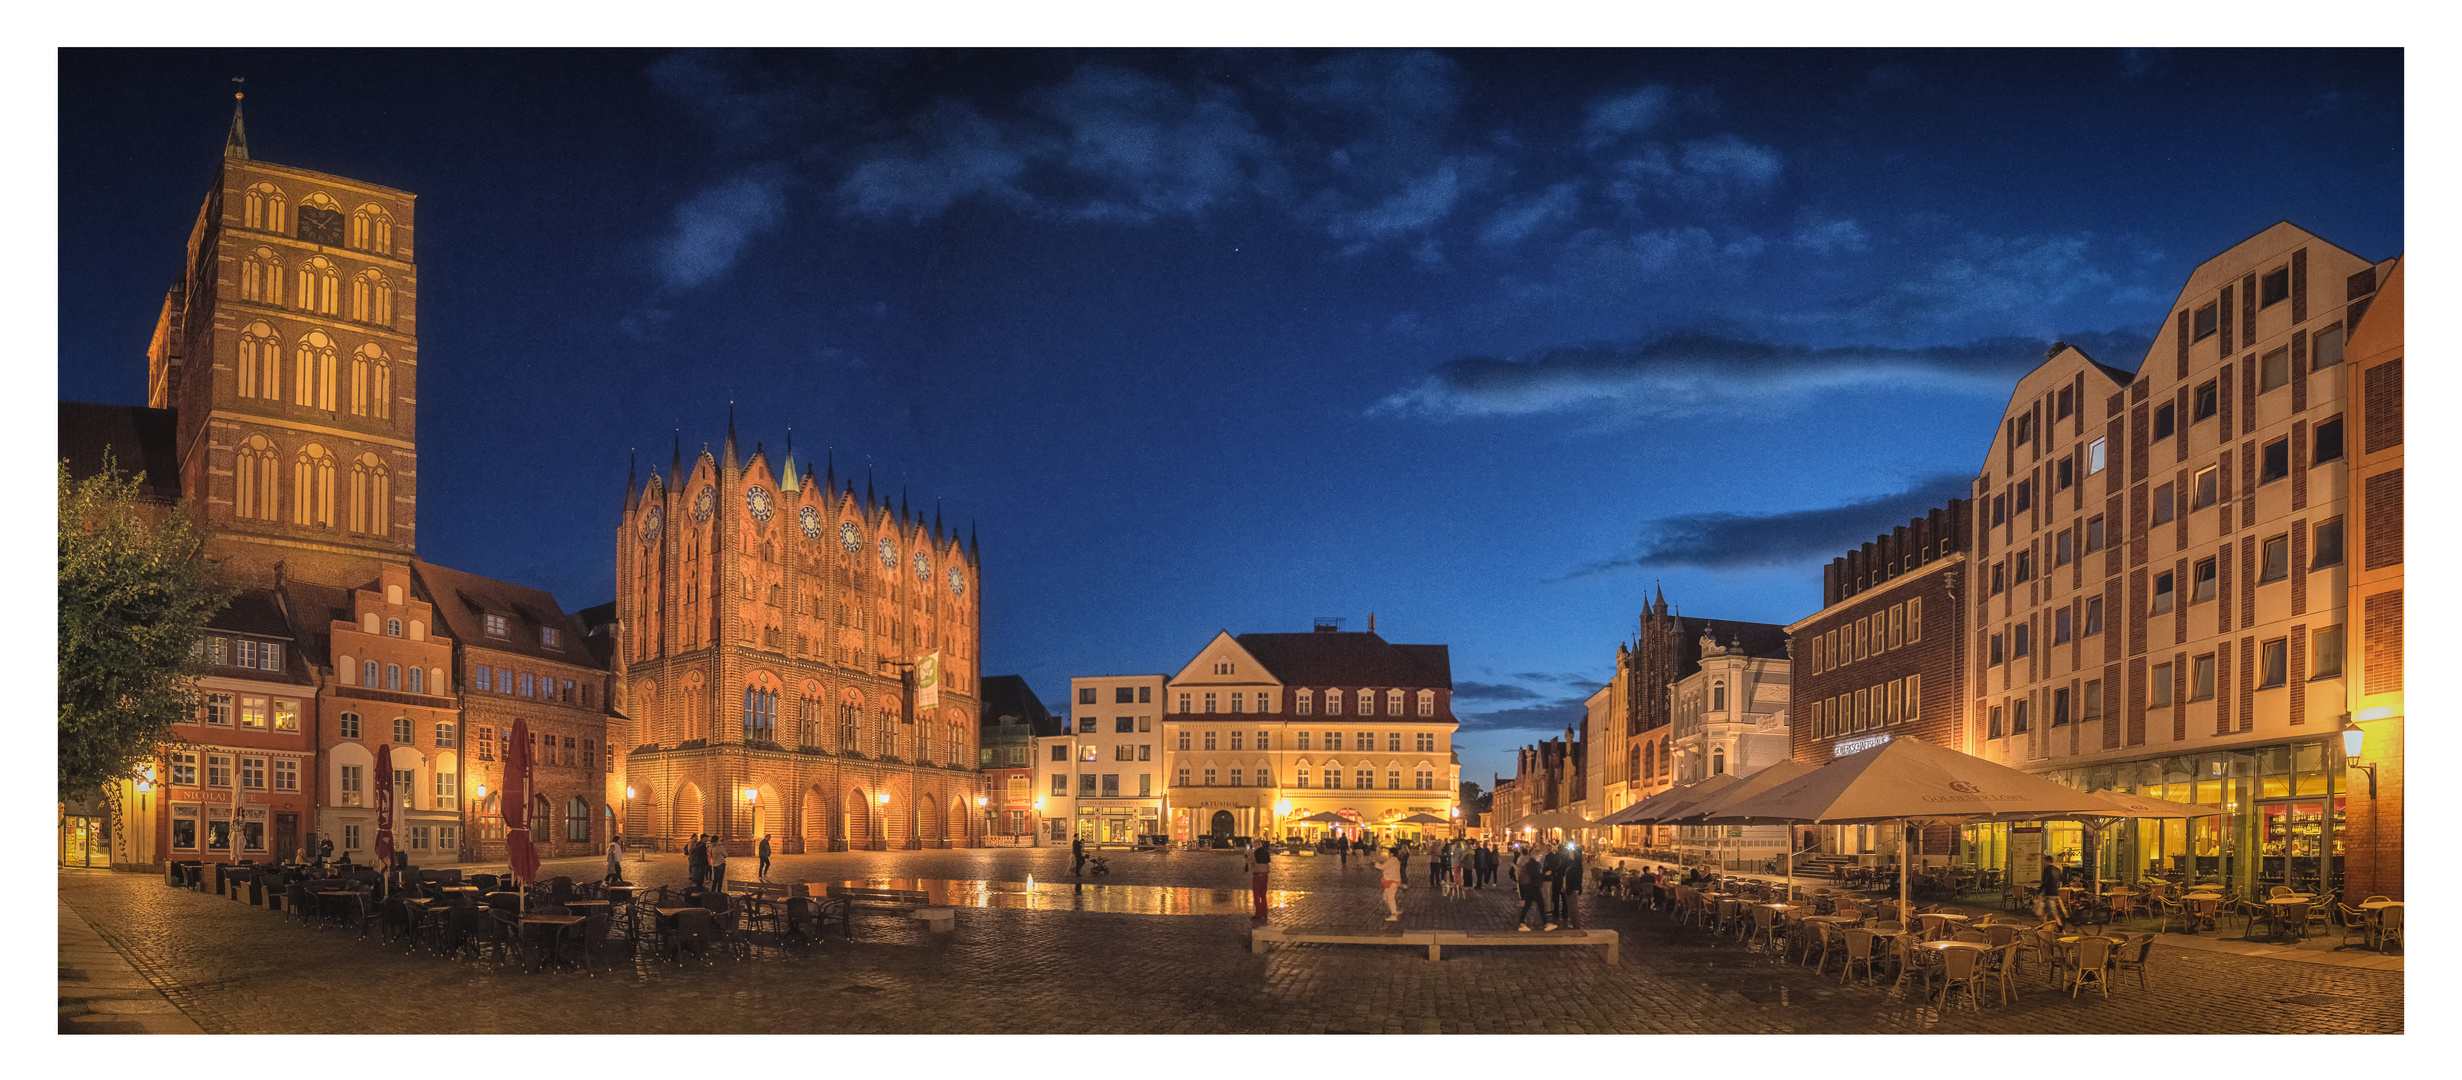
[[613, 420, 986, 853], [148, 96, 420, 589]]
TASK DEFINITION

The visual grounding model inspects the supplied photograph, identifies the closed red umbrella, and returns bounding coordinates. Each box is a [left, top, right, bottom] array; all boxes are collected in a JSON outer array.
[[372, 743, 396, 871], [504, 719, 539, 891]]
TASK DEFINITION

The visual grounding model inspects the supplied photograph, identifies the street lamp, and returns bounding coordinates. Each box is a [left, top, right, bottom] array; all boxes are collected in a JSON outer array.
[[2341, 718, 2378, 798]]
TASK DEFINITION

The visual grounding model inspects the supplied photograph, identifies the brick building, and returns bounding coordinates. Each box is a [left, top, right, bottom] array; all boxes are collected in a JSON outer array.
[[1957, 223, 2394, 895], [2339, 257, 2403, 900], [1786, 499, 1971, 862], [66, 105, 617, 870], [1591, 591, 1786, 853], [978, 675, 1062, 844], [612, 433, 985, 853]]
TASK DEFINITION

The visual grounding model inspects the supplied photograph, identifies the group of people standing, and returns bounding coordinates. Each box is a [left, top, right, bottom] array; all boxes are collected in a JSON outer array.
[[680, 833, 777, 892], [1238, 833, 1592, 931]]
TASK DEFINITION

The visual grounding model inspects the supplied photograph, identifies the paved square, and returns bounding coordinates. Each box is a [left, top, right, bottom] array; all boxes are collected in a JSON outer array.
[[60, 848, 2400, 1034]]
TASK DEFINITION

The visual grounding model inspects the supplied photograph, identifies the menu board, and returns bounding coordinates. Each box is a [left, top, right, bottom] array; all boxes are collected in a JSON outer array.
[[2009, 826, 2045, 888]]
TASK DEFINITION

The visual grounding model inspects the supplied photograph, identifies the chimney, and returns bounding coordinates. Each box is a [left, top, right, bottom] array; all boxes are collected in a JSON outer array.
[[1368, 612, 1377, 633]]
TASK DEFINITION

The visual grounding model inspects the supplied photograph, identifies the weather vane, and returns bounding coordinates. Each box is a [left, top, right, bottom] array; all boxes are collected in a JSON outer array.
[[232, 76, 244, 101]]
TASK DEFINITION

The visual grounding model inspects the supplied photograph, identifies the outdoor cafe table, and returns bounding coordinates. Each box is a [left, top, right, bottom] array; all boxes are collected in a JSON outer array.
[[316, 890, 360, 924], [519, 915, 586, 970], [2358, 900, 2403, 950], [2263, 896, 2316, 940]]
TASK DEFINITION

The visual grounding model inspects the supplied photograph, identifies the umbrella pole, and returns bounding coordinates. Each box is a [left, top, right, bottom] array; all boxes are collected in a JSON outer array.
[[1900, 821, 1912, 926]]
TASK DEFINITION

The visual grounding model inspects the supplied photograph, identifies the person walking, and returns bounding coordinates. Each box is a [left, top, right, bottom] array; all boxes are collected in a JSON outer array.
[[688, 834, 708, 889], [1514, 849, 1550, 930], [1244, 837, 1274, 922], [1541, 844, 1568, 926], [709, 839, 729, 894], [757, 834, 773, 882], [1557, 842, 1585, 927], [2037, 854, 2063, 926], [1450, 841, 1469, 898], [1397, 837, 1412, 882], [605, 835, 624, 885], [1072, 835, 1088, 876], [1337, 833, 1350, 870], [1376, 845, 1404, 922]]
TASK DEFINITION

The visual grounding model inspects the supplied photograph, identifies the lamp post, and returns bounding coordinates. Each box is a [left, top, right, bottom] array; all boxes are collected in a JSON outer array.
[[626, 787, 644, 861]]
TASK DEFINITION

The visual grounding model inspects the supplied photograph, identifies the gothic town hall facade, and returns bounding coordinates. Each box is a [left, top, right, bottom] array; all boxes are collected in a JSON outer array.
[[614, 429, 986, 852]]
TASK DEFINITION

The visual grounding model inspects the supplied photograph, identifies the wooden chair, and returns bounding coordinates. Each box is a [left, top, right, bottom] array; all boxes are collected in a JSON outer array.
[[2336, 903, 2370, 948], [1984, 923, 2022, 949], [1985, 940, 2022, 1006], [2306, 892, 2335, 938], [2069, 936, 2115, 999], [1953, 929, 1989, 944], [2111, 933, 2155, 990], [2268, 885, 2294, 899], [2375, 905, 2403, 952], [1839, 929, 1878, 984], [1749, 904, 1779, 950], [1935, 946, 1986, 1010], [2156, 896, 2189, 934]]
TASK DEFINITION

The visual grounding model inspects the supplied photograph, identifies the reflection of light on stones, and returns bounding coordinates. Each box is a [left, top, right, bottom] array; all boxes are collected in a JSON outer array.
[[813, 878, 1299, 915]]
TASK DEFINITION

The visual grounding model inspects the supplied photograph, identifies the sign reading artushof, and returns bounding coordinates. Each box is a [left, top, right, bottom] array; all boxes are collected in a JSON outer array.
[[1833, 733, 1892, 758]]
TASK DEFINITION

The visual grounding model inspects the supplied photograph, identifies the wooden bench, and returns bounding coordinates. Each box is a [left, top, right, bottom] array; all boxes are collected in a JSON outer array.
[[825, 885, 932, 912], [1249, 925, 1618, 964]]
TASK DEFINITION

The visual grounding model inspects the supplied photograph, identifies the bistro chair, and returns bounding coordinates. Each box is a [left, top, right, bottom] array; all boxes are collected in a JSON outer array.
[[1918, 913, 1951, 940], [1984, 923, 2022, 950], [433, 904, 482, 960], [668, 907, 715, 964], [2156, 896, 2189, 934], [2336, 902, 2370, 948], [486, 908, 523, 964], [2306, 892, 2336, 938], [1953, 929, 1989, 944], [1797, 920, 1832, 967], [2069, 936, 2115, 999], [2268, 885, 2295, 899], [2188, 897, 2224, 933], [2375, 906, 2403, 952], [2112, 933, 2156, 990], [2275, 901, 2312, 943], [1748, 905, 1780, 950], [2021, 927, 2065, 987], [1935, 946, 1986, 1011], [1839, 929, 1879, 984], [1984, 940, 2022, 1006]]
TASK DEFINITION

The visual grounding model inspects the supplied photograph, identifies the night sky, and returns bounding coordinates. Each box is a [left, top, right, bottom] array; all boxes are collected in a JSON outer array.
[[57, 48, 2403, 789]]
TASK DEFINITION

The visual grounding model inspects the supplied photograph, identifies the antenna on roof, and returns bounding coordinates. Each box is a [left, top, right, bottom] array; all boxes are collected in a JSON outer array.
[[1313, 617, 1345, 633]]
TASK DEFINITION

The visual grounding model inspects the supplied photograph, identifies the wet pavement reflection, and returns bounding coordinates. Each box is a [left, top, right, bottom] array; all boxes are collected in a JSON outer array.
[[814, 876, 1302, 915]]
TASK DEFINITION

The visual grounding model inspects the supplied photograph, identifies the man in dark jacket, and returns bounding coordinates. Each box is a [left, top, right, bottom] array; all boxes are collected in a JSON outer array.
[[1514, 851, 1550, 930], [1555, 843, 1585, 926], [1072, 836, 1088, 875], [688, 834, 708, 888]]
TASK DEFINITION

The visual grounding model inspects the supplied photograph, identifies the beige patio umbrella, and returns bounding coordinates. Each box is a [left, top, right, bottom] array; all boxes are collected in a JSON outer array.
[[1696, 735, 2121, 925], [1506, 808, 1597, 839], [1654, 760, 1821, 900], [1971, 788, 2226, 916], [1596, 773, 1740, 827]]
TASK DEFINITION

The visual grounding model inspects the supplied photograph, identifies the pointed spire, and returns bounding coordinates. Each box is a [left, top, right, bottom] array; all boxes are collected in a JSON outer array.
[[723, 403, 739, 469], [670, 429, 682, 481], [969, 519, 979, 560], [780, 429, 797, 491], [865, 467, 875, 508], [625, 450, 638, 509], [933, 501, 943, 540], [224, 81, 249, 161], [900, 485, 910, 523], [824, 450, 836, 497]]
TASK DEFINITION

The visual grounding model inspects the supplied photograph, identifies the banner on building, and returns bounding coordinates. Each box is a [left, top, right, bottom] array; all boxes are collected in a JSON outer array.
[[915, 652, 942, 709]]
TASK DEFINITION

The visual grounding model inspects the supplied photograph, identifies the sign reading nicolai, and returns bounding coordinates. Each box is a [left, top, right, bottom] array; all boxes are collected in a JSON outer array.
[[1918, 781, 2032, 804]]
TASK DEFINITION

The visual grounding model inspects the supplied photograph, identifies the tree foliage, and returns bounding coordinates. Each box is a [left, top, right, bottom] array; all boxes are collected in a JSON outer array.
[[58, 454, 227, 801]]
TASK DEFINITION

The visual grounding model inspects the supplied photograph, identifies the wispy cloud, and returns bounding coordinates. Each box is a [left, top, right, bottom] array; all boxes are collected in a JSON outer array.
[[1369, 332, 2059, 422], [1479, 182, 1579, 249], [835, 100, 1037, 222], [656, 166, 792, 290], [1035, 64, 1276, 222], [1582, 85, 1677, 147], [1455, 697, 1590, 733], [1792, 217, 1870, 254], [1453, 681, 1543, 702], [1828, 234, 2148, 338], [1571, 471, 1974, 575]]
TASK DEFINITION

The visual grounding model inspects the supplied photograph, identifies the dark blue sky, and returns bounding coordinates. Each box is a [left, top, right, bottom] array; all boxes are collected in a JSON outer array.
[[58, 48, 2402, 788]]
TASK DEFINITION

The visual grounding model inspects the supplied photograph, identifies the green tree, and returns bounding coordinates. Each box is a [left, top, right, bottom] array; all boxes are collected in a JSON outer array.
[[58, 453, 227, 801]]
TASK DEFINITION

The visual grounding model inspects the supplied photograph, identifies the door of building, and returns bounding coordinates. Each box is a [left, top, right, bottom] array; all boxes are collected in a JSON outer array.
[[1209, 810, 1235, 841], [275, 814, 299, 862]]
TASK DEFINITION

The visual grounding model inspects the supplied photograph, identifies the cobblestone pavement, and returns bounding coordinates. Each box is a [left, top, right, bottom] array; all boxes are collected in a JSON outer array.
[[61, 848, 2400, 1034]]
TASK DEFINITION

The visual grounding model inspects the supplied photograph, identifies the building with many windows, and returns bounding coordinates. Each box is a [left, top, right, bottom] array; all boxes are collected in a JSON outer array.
[[412, 559, 617, 863], [1664, 628, 1791, 868], [1036, 675, 1167, 845], [612, 431, 984, 853], [1787, 499, 1972, 862], [2338, 256, 2402, 901], [979, 675, 1062, 844], [1162, 624, 1459, 845], [136, 590, 319, 867], [1955, 223, 2392, 896]]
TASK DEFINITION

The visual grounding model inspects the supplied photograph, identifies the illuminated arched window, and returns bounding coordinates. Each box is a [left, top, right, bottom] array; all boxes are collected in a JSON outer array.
[[350, 269, 393, 327], [350, 452, 390, 537], [238, 323, 280, 400], [296, 256, 338, 316], [234, 435, 279, 521], [244, 182, 286, 233], [349, 344, 387, 416], [242, 247, 282, 304], [1711, 746, 1725, 776], [348, 204, 395, 254], [294, 330, 337, 410], [292, 443, 335, 528]]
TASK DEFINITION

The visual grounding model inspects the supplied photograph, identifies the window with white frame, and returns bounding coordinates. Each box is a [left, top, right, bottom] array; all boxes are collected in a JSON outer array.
[[435, 771, 457, 809], [204, 693, 233, 726], [1415, 769, 1433, 789], [1296, 689, 1313, 715], [273, 758, 298, 792], [484, 613, 508, 637], [393, 716, 413, 743], [435, 722, 455, 748], [239, 696, 267, 729], [339, 764, 363, 805], [343, 824, 361, 851], [1357, 689, 1375, 714], [207, 755, 232, 787], [240, 757, 266, 789], [1415, 732, 1435, 752], [339, 712, 360, 740], [1417, 689, 1434, 716], [1385, 689, 1404, 715]]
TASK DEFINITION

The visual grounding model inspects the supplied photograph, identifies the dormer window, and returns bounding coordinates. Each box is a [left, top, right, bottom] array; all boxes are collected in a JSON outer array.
[[541, 626, 562, 648], [484, 613, 508, 638]]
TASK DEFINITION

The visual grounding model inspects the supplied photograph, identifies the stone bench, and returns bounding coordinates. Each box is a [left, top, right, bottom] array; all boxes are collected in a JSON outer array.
[[1249, 925, 1618, 964]]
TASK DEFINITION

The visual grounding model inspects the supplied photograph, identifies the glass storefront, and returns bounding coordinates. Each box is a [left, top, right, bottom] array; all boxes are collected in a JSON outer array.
[[1955, 737, 2345, 895], [61, 814, 107, 867]]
